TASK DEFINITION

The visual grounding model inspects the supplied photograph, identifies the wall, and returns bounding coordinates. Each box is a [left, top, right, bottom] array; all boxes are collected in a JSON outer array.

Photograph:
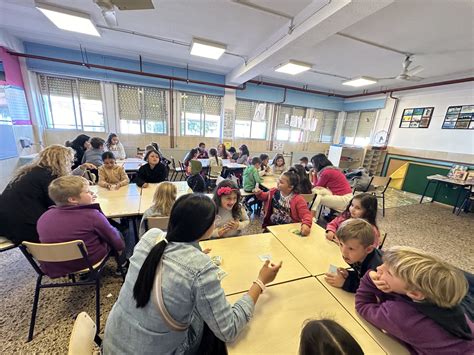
[[376, 83, 474, 164]]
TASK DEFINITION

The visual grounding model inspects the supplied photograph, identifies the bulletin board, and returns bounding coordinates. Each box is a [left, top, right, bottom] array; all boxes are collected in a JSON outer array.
[[442, 105, 474, 129], [399, 107, 434, 128]]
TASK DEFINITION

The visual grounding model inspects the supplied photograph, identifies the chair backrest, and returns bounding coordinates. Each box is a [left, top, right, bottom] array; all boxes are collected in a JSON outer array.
[[147, 216, 170, 231], [136, 147, 145, 155], [170, 157, 177, 169], [300, 193, 316, 208], [371, 176, 391, 193], [68, 312, 97, 355], [23, 240, 87, 263]]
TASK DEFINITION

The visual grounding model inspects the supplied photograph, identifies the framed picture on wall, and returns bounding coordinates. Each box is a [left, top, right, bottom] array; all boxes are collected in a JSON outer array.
[[399, 106, 434, 128], [442, 105, 474, 129]]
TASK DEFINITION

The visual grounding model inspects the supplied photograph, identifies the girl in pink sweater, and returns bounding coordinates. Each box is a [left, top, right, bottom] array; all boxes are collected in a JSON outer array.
[[310, 154, 353, 217], [325, 193, 380, 247]]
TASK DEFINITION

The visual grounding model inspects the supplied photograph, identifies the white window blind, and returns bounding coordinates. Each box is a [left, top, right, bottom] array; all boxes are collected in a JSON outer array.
[[235, 99, 269, 139], [180, 92, 222, 137], [117, 84, 168, 134], [320, 111, 337, 143], [39, 74, 105, 131]]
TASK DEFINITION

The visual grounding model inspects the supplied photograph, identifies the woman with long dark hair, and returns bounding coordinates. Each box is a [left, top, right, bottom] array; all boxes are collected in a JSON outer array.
[[66, 134, 90, 169], [104, 194, 282, 354], [310, 153, 353, 217]]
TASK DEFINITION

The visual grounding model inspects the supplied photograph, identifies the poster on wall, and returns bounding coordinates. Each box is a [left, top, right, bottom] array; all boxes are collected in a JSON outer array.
[[399, 107, 433, 128], [442, 105, 474, 129], [223, 108, 234, 139]]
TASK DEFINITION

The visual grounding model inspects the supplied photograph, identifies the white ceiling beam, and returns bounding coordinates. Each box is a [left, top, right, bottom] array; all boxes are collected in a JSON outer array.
[[226, 0, 394, 85]]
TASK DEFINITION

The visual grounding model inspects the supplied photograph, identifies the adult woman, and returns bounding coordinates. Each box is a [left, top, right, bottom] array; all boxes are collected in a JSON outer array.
[[310, 153, 353, 217], [66, 134, 90, 169], [217, 143, 232, 159], [0, 145, 94, 243], [104, 194, 282, 354], [290, 164, 313, 194], [237, 144, 250, 165]]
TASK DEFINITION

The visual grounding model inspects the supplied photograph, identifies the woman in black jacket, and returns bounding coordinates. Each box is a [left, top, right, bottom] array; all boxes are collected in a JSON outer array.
[[0, 144, 94, 243]]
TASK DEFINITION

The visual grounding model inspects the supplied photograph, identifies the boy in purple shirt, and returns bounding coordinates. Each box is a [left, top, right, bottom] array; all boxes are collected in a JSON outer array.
[[356, 246, 473, 355], [37, 176, 125, 278]]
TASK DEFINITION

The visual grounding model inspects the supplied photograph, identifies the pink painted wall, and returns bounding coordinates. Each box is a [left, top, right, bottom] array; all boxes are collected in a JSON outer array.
[[0, 46, 31, 124], [0, 47, 25, 87]]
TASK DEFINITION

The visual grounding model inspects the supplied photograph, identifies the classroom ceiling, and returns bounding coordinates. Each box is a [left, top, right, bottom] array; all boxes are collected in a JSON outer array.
[[0, 0, 473, 95]]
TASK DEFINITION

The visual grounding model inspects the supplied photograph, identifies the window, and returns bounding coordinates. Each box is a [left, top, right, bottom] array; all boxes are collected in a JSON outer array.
[[275, 105, 307, 142], [179, 92, 222, 137], [39, 75, 105, 131], [234, 99, 270, 139], [319, 111, 337, 143], [340, 111, 376, 146], [117, 84, 168, 134]]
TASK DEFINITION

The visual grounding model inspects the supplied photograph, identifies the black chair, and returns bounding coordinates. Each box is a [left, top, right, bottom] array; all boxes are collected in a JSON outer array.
[[19, 240, 124, 342]]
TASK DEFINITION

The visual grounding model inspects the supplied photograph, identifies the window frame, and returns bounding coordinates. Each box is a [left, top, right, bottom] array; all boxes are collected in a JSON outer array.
[[38, 74, 106, 132], [179, 91, 223, 138], [234, 99, 271, 140], [116, 83, 169, 135], [275, 104, 308, 143], [340, 110, 377, 146]]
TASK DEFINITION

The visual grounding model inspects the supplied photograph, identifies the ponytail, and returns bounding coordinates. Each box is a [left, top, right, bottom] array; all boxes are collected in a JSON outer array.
[[133, 241, 167, 308]]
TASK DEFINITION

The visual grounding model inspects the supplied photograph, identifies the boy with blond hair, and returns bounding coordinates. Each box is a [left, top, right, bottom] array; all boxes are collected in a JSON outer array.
[[356, 246, 473, 354], [37, 176, 124, 278], [325, 218, 382, 292]]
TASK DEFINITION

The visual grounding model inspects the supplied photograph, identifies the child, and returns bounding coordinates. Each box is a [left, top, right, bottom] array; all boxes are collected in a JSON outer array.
[[217, 143, 232, 159], [289, 165, 313, 194], [356, 246, 473, 354], [187, 160, 205, 193], [299, 156, 312, 171], [136, 149, 168, 188], [208, 148, 223, 178], [259, 153, 272, 177], [105, 133, 126, 160], [272, 154, 286, 175], [243, 156, 263, 193], [255, 170, 312, 236], [184, 148, 199, 174], [299, 319, 363, 355], [228, 146, 239, 161], [211, 180, 249, 238], [325, 219, 382, 293], [236, 144, 250, 165], [98, 152, 130, 190], [139, 182, 177, 237], [36, 176, 125, 278], [82, 137, 105, 167], [325, 193, 380, 247]]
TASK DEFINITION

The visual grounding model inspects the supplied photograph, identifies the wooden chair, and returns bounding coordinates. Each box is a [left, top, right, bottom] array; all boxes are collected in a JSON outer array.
[[367, 176, 392, 217], [68, 312, 101, 355], [300, 193, 316, 209], [19, 240, 124, 342], [146, 216, 170, 231], [0, 236, 17, 252]]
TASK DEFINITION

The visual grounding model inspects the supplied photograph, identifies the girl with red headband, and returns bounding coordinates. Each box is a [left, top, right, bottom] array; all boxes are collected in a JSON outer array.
[[211, 180, 249, 238]]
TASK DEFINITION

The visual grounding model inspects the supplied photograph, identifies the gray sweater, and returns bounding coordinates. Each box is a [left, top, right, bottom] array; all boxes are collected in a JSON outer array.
[[82, 148, 104, 167]]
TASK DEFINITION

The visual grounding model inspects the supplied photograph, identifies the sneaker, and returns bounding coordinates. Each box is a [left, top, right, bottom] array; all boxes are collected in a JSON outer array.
[[115, 260, 129, 276]]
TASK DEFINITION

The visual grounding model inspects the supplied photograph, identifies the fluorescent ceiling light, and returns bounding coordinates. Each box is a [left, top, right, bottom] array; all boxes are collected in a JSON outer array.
[[275, 60, 312, 75], [190, 38, 226, 60], [342, 76, 377, 87], [36, 2, 100, 37]]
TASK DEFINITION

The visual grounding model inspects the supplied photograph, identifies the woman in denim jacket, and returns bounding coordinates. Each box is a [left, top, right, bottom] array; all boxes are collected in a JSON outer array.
[[104, 194, 282, 354]]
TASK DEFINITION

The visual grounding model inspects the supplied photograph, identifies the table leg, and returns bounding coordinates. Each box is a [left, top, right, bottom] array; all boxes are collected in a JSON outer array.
[[420, 180, 435, 203], [452, 186, 467, 214], [431, 181, 441, 203]]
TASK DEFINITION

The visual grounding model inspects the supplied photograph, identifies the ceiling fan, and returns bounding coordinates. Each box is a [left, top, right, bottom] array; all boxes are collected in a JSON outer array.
[[379, 55, 425, 82], [94, 0, 154, 26]]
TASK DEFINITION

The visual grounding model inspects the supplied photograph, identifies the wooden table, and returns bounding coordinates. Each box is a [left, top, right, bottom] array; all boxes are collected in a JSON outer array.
[[139, 181, 191, 214], [261, 175, 278, 189], [90, 183, 141, 217], [198, 159, 247, 170], [227, 278, 386, 355], [267, 223, 346, 276], [316, 276, 410, 354], [200, 233, 310, 295]]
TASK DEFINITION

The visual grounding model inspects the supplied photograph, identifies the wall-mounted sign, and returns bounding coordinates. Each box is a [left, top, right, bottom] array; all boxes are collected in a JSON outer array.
[[399, 107, 433, 128], [442, 105, 474, 129]]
